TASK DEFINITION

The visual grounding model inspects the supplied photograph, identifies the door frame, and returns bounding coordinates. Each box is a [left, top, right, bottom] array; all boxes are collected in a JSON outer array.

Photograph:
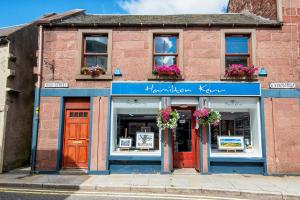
[[61, 98, 91, 169], [172, 106, 197, 168]]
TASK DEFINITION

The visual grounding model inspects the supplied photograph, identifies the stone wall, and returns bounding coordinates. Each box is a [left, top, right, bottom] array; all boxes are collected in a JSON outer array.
[[264, 98, 300, 174], [2, 23, 38, 172], [41, 26, 300, 89], [35, 97, 60, 171], [0, 44, 9, 172]]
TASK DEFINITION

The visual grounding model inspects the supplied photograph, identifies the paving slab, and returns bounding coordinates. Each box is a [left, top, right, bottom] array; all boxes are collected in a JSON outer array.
[[0, 169, 300, 199]]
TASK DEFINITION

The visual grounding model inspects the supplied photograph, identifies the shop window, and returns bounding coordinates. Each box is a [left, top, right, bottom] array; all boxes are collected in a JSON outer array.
[[225, 34, 251, 68], [208, 97, 262, 157], [153, 35, 178, 67], [110, 98, 161, 155], [83, 35, 108, 70]]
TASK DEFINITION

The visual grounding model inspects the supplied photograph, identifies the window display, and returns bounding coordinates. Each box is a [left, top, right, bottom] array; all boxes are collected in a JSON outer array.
[[110, 98, 161, 155], [208, 97, 262, 157]]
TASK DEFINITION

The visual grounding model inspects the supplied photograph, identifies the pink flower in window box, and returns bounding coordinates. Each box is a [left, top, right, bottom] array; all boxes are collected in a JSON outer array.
[[152, 65, 181, 76], [225, 64, 258, 78]]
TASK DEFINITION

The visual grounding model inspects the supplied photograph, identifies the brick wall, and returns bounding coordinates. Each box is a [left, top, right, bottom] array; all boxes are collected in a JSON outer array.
[[264, 98, 300, 174], [227, 0, 277, 20], [35, 97, 60, 171]]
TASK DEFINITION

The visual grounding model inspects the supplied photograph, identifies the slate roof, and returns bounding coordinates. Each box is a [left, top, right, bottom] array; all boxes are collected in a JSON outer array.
[[46, 11, 282, 27], [0, 25, 25, 38]]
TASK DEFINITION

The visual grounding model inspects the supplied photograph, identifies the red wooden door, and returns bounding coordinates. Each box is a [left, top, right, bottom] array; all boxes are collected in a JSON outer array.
[[173, 107, 196, 168], [63, 109, 90, 169]]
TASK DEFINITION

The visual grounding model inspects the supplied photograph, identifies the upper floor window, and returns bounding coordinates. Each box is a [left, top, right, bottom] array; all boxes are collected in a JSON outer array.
[[153, 35, 178, 67], [225, 34, 251, 68], [83, 35, 108, 70]]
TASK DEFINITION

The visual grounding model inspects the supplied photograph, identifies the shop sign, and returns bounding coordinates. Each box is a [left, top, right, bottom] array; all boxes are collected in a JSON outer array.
[[44, 82, 69, 88], [111, 82, 261, 96], [269, 82, 296, 89]]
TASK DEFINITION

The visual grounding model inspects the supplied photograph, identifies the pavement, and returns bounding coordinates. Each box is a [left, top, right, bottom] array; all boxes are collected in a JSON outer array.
[[0, 168, 300, 200]]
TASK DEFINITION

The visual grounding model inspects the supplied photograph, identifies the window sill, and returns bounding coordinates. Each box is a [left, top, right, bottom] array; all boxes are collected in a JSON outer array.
[[220, 75, 258, 82], [148, 74, 184, 81], [76, 74, 113, 81]]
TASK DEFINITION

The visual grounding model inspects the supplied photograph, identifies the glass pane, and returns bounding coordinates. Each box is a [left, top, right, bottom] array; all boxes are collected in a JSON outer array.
[[117, 114, 159, 151], [154, 56, 176, 66], [85, 36, 107, 53], [210, 112, 251, 152], [154, 36, 177, 53], [174, 110, 192, 152], [226, 36, 249, 54], [225, 56, 248, 67], [85, 55, 107, 69]]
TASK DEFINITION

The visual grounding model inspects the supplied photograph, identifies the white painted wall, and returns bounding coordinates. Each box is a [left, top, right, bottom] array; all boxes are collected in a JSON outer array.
[[0, 43, 9, 172]]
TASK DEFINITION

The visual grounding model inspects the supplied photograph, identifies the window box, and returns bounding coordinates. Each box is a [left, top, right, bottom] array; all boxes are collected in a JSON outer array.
[[220, 75, 258, 82], [148, 74, 184, 81]]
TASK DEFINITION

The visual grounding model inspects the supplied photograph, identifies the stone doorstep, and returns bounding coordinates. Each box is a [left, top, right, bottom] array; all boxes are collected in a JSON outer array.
[[0, 181, 299, 200], [59, 169, 88, 175]]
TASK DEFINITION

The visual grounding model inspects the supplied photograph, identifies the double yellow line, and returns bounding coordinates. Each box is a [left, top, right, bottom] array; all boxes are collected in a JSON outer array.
[[0, 187, 248, 200]]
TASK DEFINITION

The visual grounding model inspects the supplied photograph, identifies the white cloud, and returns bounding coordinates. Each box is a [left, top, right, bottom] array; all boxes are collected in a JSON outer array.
[[118, 0, 229, 15]]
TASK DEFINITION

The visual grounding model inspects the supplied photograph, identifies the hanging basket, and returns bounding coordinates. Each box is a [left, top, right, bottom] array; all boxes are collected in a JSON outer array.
[[157, 108, 180, 129]]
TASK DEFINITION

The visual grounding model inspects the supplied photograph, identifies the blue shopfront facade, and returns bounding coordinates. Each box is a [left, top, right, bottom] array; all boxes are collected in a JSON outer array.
[[31, 81, 268, 175], [109, 81, 266, 174]]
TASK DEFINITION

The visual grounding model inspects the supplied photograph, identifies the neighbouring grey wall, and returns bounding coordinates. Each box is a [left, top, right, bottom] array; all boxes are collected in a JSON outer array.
[[2, 23, 38, 172], [0, 43, 9, 172]]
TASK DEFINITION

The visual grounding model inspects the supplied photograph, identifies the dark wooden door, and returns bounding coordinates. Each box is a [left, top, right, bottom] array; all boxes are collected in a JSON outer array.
[[173, 107, 196, 168], [63, 109, 90, 169]]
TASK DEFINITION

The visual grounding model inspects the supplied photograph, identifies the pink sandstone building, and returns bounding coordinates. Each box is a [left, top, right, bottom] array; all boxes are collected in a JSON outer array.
[[31, 0, 300, 175]]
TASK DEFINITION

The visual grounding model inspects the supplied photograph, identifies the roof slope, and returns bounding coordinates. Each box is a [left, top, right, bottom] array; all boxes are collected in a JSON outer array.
[[0, 25, 26, 38], [47, 12, 281, 27]]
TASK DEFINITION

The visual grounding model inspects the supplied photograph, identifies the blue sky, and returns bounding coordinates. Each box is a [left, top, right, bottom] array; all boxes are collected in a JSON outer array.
[[0, 0, 228, 28]]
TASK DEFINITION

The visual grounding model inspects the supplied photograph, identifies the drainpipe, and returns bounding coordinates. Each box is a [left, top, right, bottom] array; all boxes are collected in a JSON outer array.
[[30, 25, 43, 173]]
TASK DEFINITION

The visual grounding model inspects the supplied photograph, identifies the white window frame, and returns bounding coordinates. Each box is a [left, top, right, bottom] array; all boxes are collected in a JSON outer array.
[[110, 97, 162, 156], [208, 97, 263, 158]]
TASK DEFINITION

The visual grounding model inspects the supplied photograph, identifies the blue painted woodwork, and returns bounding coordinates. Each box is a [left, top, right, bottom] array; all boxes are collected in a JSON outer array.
[[106, 96, 112, 171], [56, 97, 65, 171], [89, 170, 110, 175], [40, 88, 110, 97], [160, 97, 165, 173], [87, 97, 93, 173], [111, 82, 261, 96], [259, 97, 268, 175], [30, 88, 40, 173], [109, 156, 161, 161], [209, 157, 265, 163], [109, 161, 161, 174], [210, 162, 264, 174], [262, 89, 300, 98]]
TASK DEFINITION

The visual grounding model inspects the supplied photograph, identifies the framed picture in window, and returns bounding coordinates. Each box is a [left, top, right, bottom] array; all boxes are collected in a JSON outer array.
[[217, 136, 244, 150], [136, 132, 154, 149], [119, 138, 132, 148]]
